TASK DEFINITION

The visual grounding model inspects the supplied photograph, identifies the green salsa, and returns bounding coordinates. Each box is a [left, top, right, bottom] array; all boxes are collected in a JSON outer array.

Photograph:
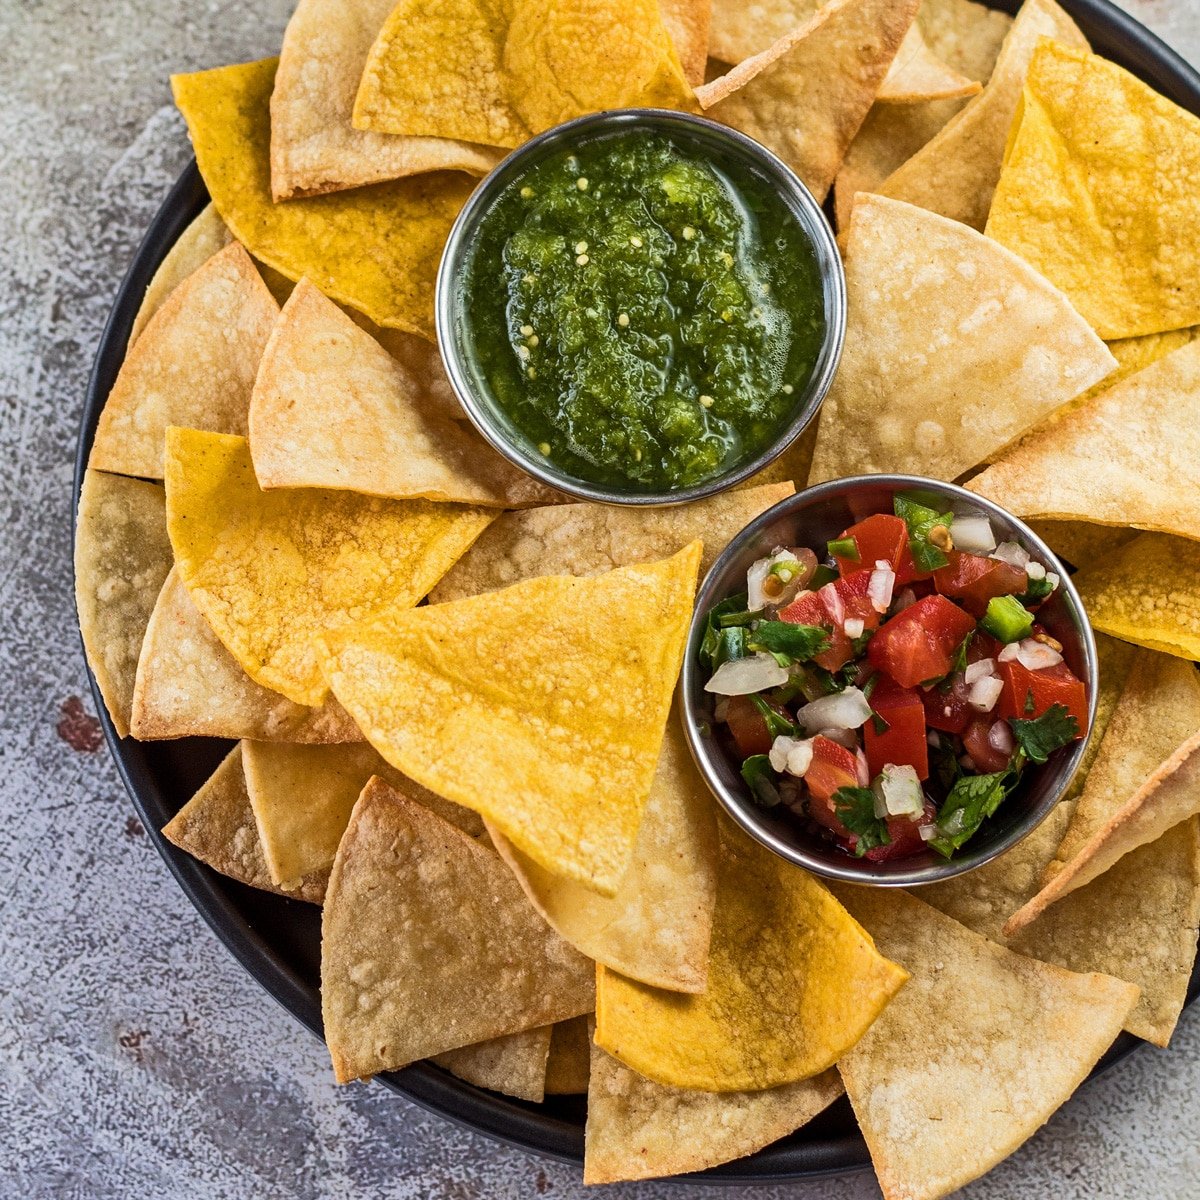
[[459, 128, 827, 492]]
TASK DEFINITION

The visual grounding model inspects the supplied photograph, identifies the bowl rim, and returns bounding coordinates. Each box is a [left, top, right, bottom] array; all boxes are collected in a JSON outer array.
[[434, 106, 847, 507], [680, 473, 1100, 888]]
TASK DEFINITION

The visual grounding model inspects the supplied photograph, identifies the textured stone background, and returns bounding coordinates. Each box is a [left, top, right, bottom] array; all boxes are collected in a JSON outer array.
[[2, 2, 1199, 1197]]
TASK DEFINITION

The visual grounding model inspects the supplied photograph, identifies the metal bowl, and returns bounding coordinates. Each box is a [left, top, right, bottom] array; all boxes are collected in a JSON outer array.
[[435, 108, 846, 506], [681, 475, 1099, 887]]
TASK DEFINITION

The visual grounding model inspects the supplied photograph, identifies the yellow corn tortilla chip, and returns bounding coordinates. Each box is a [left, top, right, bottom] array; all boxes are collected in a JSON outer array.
[[696, 0, 918, 203], [248, 279, 561, 508], [432, 1025, 553, 1102], [1025, 519, 1137, 570], [1108, 325, 1200, 385], [835, 888, 1140, 1200], [1073, 533, 1200, 662], [585, 1039, 843, 1183], [545, 1016, 592, 1094], [164, 427, 494, 708], [987, 41, 1200, 340], [74, 471, 173, 739], [487, 714, 718, 993], [878, 0, 1087, 231], [90, 243, 279, 480], [661, 0, 711, 86], [431, 481, 792, 603], [131, 569, 363, 744], [172, 59, 472, 339], [323, 543, 701, 896], [808, 194, 1115, 483], [917, 0, 1012, 83], [968, 339, 1200, 542], [321, 777, 595, 1083], [353, 0, 694, 149], [270, 0, 500, 199], [594, 820, 907, 1092], [875, 23, 980, 104], [161, 744, 327, 903]]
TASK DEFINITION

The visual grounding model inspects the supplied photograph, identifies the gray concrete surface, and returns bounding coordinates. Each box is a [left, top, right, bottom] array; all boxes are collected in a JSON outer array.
[[1, 1, 1198, 1196]]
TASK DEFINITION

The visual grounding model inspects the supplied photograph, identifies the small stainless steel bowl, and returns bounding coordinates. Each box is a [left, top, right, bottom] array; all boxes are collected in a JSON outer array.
[[435, 108, 846, 507], [681, 475, 1099, 887]]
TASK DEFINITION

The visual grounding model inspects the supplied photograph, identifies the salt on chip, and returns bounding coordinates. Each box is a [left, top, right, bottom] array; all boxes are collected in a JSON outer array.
[[545, 1016, 593, 1094], [164, 427, 494, 708], [917, 0, 1012, 84], [807, 194, 1115, 483], [661, 0, 711, 86], [323, 543, 701, 896], [1026, 519, 1137, 570], [321, 777, 595, 1083], [696, 0, 918, 203], [835, 888, 1140, 1200], [172, 59, 473, 339], [270, 0, 500, 199], [487, 714, 718, 993], [878, 0, 1087, 231], [432, 1025, 553, 1102], [593, 820, 907, 1091], [89, 243, 278, 480], [249, 280, 561, 507]]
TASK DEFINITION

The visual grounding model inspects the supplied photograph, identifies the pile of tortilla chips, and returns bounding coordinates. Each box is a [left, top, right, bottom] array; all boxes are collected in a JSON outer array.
[[74, 0, 1200, 1194]]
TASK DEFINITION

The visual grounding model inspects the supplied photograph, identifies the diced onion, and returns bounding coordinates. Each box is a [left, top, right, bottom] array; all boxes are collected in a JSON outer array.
[[919, 823, 939, 842], [844, 616, 865, 639], [867, 564, 895, 613], [746, 549, 798, 611], [963, 657, 995, 686], [878, 764, 924, 816], [713, 697, 730, 723], [997, 641, 1019, 663], [704, 653, 789, 695], [991, 540, 1030, 569], [770, 735, 814, 777], [952, 515, 997, 554], [796, 687, 873, 733], [817, 726, 858, 750], [819, 580, 845, 626], [940, 808, 968, 837], [1014, 637, 1063, 670], [927, 730, 941, 748], [1026, 560, 1047, 581], [855, 747, 871, 786], [1046, 572, 1060, 592], [968, 674, 1004, 712], [988, 720, 1015, 756]]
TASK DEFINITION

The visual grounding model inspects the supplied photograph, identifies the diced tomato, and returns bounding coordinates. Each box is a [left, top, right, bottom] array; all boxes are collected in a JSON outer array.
[[723, 695, 786, 759], [862, 799, 938, 863], [778, 572, 881, 672], [995, 660, 1088, 732], [921, 677, 973, 734], [867, 595, 977, 689], [804, 736, 866, 839], [963, 717, 1012, 773], [933, 551, 1028, 618], [863, 678, 929, 780], [833, 514, 920, 585]]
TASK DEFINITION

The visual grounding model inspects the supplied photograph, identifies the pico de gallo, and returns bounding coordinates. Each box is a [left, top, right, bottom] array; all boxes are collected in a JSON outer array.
[[701, 492, 1089, 862]]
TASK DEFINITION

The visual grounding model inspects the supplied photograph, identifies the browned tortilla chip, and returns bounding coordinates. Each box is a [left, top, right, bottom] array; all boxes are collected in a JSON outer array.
[[917, 0, 1012, 83], [1026, 520, 1137, 570], [808, 194, 1115, 483], [545, 1016, 593, 1094], [661, 0, 711, 86], [249, 280, 560, 507], [432, 1025, 553, 1102], [836, 888, 1139, 1200], [74, 471, 172, 739], [90, 243, 279, 480], [697, 0, 917, 203], [270, 0, 500, 199], [878, 0, 1087, 231], [321, 777, 594, 1083], [875, 23, 979, 104]]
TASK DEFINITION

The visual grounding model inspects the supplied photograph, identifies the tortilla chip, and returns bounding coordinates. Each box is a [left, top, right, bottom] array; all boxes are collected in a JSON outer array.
[[696, 0, 918, 203], [249, 280, 561, 507], [321, 777, 595, 1083], [172, 59, 472, 339], [431, 481, 792, 603], [875, 23, 979, 104], [1025, 520, 1137, 570], [987, 41, 1200, 340], [707, 0, 818, 64], [131, 569, 363, 744], [661, 0, 711, 86], [488, 715, 718, 993], [353, 0, 694, 148], [835, 888, 1140, 1200], [917, 0, 1012, 83], [432, 1025, 553, 1102], [594, 820, 907, 1091], [878, 0, 1087, 231], [808, 194, 1115, 483], [545, 1016, 592, 1094], [130, 204, 233, 343], [271, 0, 500, 199], [585, 1040, 842, 1183], [161, 744, 327, 903], [90, 243, 279, 480], [1108, 325, 1200, 385], [164, 427, 493, 708], [323, 543, 701, 895], [1073, 533, 1200, 662]]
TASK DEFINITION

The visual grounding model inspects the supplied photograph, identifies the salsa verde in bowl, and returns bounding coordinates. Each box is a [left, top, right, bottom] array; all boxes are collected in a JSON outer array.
[[681, 476, 1099, 887], [436, 109, 845, 505]]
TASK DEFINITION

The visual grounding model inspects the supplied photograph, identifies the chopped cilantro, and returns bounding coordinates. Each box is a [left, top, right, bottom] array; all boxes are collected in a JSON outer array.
[[929, 769, 1012, 857], [748, 621, 831, 664], [742, 755, 781, 808], [832, 786, 891, 856], [1009, 703, 1078, 765], [950, 630, 974, 676], [895, 492, 954, 573], [717, 609, 757, 628], [700, 594, 749, 668], [711, 626, 748, 669], [1020, 575, 1055, 605], [750, 694, 798, 739]]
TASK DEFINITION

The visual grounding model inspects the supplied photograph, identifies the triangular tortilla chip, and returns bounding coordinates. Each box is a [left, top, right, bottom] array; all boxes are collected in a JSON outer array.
[[585, 1038, 842, 1183], [545, 1016, 592, 1095], [90, 243, 279, 480], [835, 888, 1139, 1200], [321, 777, 595, 1083], [172, 59, 473, 339], [323, 543, 701, 895], [878, 0, 1087, 231], [430, 481, 793, 603], [164, 427, 494, 708], [707, 0, 819, 64], [807, 194, 1115, 483], [917, 0, 1012, 84], [1072, 533, 1200, 662], [987, 40, 1200, 340], [661, 0, 711, 86], [875, 23, 980, 104], [1108, 325, 1200, 387], [594, 820, 907, 1091], [74, 471, 172, 739], [270, 0, 500, 199], [696, 0, 918, 202], [488, 715, 718, 993], [1025, 519, 1137, 570], [353, 0, 694, 148], [432, 1025, 553, 1102], [248, 279, 561, 507]]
